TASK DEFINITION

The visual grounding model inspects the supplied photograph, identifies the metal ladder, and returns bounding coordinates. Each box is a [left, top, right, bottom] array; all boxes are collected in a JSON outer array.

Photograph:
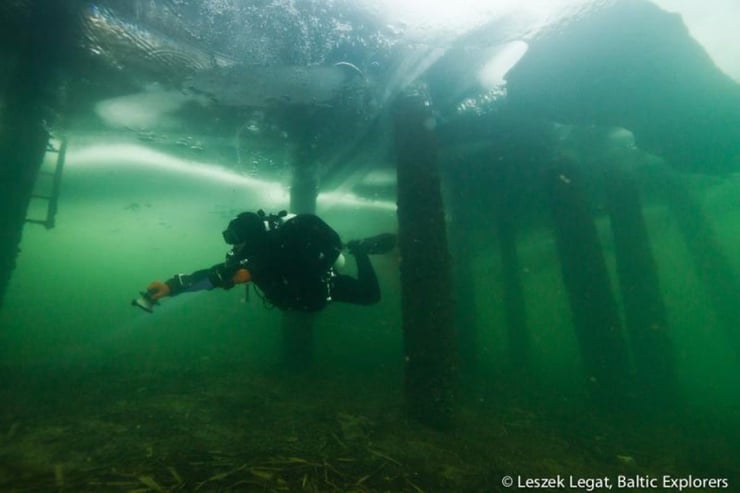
[[26, 137, 67, 229]]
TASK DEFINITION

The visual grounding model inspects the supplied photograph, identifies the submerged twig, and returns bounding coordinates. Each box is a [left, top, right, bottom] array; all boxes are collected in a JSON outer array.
[[193, 463, 248, 492], [368, 448, 402, 466]]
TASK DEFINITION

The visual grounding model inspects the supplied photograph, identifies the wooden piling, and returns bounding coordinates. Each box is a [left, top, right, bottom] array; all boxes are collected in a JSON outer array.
[[606, 166, 676, 406], [662, 171, 740, 358], [548, 157, 629, 407], [394, 94, 457, 428], [281, 142, 318, 370]]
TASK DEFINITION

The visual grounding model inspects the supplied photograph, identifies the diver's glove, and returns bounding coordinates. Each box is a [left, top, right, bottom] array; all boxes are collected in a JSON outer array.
[[346, 233, 397, 255], [147, 281, 172, 300], [131, 277, 183, 313], [131, 281, 170, 313]]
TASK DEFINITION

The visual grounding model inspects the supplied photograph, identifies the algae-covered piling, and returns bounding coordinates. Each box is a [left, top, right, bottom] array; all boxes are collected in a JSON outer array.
[[606, 165, 676, 406], [282, 117, 320, 370], [394, 93, 457, 429], [548, 157, 629, 407]]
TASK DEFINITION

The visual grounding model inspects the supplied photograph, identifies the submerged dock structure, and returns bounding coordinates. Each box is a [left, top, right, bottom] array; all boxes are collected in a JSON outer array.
[[0, 1, 78, 309], [394, 94, 458, 429]]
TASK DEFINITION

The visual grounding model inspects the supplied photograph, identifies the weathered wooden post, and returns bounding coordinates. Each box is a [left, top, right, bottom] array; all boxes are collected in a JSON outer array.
[[445, 154, 478, 378], [497, 201, 529, 370], [394, 93, 457, 428], [606, 166, 676, 406], [662, 170, 740, 358], [491, 161, 530, 370], [282, 132, 318, 370], [548, 156, 629, 407]]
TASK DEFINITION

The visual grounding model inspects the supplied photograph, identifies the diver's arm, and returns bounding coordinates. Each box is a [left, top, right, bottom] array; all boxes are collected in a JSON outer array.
[[147, 264, 251, 300], [330, 251, 380, 305]]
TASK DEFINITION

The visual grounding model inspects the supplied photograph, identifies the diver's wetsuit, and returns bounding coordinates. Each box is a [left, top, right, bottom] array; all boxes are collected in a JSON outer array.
[[328, 252, 379, 305], [164, 250, 379, 312], [161, 219, 380, 312]]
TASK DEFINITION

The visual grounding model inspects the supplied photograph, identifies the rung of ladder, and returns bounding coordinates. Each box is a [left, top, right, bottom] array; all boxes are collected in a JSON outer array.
[[26, 137, 67, 229]]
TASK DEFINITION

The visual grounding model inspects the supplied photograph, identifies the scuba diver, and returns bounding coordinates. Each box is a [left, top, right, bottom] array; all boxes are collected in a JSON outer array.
[[132, 210, 396, 313]]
